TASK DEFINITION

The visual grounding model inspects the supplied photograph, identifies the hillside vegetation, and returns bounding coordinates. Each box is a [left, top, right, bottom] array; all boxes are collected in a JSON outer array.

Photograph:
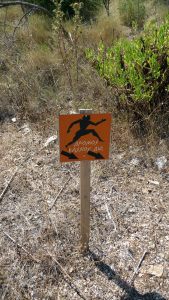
[[0, 0, 169, 139], [86, 15, 169, 136], [0, 2, 169, 300]]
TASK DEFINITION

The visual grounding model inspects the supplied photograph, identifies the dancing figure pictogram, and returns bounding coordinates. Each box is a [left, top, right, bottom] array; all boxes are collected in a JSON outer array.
[[66, 115, 106, 148]]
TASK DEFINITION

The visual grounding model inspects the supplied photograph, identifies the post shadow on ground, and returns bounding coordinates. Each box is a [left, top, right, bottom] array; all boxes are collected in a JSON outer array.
[[86, 251, 166, 300]]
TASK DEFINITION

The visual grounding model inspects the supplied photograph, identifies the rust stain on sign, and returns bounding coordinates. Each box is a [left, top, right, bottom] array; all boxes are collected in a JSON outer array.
[[59, 113, 111, 162]]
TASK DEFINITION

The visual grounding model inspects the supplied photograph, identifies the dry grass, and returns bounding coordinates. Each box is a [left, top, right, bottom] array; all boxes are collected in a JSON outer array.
[[0, 6, 22, 22], [16, 15, 52, 46], [24, 47, 59, 70], [145, 0, 169, 22], [0, 2, 140, 123], [0, 1, 169, 140], [0, 5, 117, 121], [81, 16, 122, 48], [0, 5, 169, 298], [65, 0, 123, 48]]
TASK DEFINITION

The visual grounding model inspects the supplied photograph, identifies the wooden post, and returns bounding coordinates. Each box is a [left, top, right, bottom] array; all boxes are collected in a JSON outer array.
[[79, 109, 92, 253]]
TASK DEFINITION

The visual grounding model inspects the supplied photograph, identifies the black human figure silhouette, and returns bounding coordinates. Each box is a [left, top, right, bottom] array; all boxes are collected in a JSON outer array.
[[66, 115, 106, 148]]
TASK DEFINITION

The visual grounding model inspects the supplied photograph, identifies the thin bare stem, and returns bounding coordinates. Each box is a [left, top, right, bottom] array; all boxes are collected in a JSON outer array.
[[3, 231, 40, 263]]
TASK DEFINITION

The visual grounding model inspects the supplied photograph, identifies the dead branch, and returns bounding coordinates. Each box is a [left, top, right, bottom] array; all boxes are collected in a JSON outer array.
[[0, 167, 19, 202], [0, 142, 60, 204], [0, 1, 71, 43], [12, 7, 34, 38], [130, 250, 148, 284], [3, 231, 40, 263], [105, 203, 117, 231], [0, 1, 53, 17], [102, 0, 110, 16], [0, 157, 34, 204], [49, 177, 71, 210], [3, 6, 8, 38]]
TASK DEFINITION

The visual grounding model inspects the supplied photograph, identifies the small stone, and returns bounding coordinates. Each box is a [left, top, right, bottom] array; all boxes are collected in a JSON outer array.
[[20, 123, 31, 135], [148, 180, 160, 186], [11, 117, 16, 122], [117, 153, 125, 160], [147, 265, 164, 277], [70, 110, 77, 114], [142, 188, 149, 194], [69, 267, 74, 273], [155, 156, 167, 171], [130, 158, 140, 166], [44, 135, 58, 147]]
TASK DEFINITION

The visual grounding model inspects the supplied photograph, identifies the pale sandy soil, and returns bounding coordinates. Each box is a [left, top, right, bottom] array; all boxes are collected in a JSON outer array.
[[0, 121, 168, 300]]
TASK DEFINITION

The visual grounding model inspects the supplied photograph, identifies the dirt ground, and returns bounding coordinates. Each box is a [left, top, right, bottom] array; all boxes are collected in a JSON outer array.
[[0, 120, 169, 300]]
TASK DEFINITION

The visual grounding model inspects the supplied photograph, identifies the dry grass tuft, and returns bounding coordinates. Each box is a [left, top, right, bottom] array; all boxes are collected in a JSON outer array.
[[145, 0, 169, 23], [0, 6, 22, 22], [24, 47, 59, 70], [29, 15, 52, 44], [81, 16, 122, 47]]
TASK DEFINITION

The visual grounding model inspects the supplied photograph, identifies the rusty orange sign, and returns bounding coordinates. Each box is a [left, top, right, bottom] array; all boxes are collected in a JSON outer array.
[[59, 113, 111, 162]]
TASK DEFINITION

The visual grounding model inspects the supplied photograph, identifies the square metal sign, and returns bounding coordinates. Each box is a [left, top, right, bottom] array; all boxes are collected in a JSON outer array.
[[59, 113, 111, 162]]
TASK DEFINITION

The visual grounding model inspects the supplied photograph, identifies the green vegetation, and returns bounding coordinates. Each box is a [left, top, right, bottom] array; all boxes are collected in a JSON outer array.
[[119, 0, 146, 28], [86, 15, 169, 134], [29, 0, 56, 14], [30, 0, 103, 21], [0, 0, 169, 138], [60, 0, 102, 21]]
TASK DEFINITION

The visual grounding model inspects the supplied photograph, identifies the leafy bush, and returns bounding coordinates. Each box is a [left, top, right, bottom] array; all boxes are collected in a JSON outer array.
[[154, 0, 169, 4], [60, 0, 102, 21], [28, 0, 56, 14], [119, 0, 146, 28], [22, 1, 102, 21], [86, 16, 169, 135]]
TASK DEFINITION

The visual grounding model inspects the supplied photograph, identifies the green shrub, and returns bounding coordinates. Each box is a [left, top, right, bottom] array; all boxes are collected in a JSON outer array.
[[119, 0, 146, 28], [86, 15, 169, 135], [28, 0, 56, 14], [60, 0, 102, 22], [27, 0, 102, 21]]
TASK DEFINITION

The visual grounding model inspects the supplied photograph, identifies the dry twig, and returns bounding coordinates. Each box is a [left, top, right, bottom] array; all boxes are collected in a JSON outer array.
[[0, 1, 52, 17], [47, 251, 89, 300], [0, 167, 19, 203], [2, 231, 40, 263], [3, 221, 87, 299], [130, 250, 148, 284], [0, 141, 60, 203], [105, 203, 117, 231], [49, 177, 71, 210], [12, 8, 34, 38]]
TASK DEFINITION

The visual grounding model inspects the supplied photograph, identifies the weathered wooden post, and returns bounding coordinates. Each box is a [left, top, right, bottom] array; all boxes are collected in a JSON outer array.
[[59, 110, 111, 254], [79, 109, 92, 253]]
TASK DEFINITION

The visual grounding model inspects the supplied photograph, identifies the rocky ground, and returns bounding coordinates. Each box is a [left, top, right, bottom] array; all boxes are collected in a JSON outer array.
[[0, 119, 169, 300]]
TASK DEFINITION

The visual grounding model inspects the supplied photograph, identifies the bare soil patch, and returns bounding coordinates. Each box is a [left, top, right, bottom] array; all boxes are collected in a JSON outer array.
[[0, 120, 168, 300]]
